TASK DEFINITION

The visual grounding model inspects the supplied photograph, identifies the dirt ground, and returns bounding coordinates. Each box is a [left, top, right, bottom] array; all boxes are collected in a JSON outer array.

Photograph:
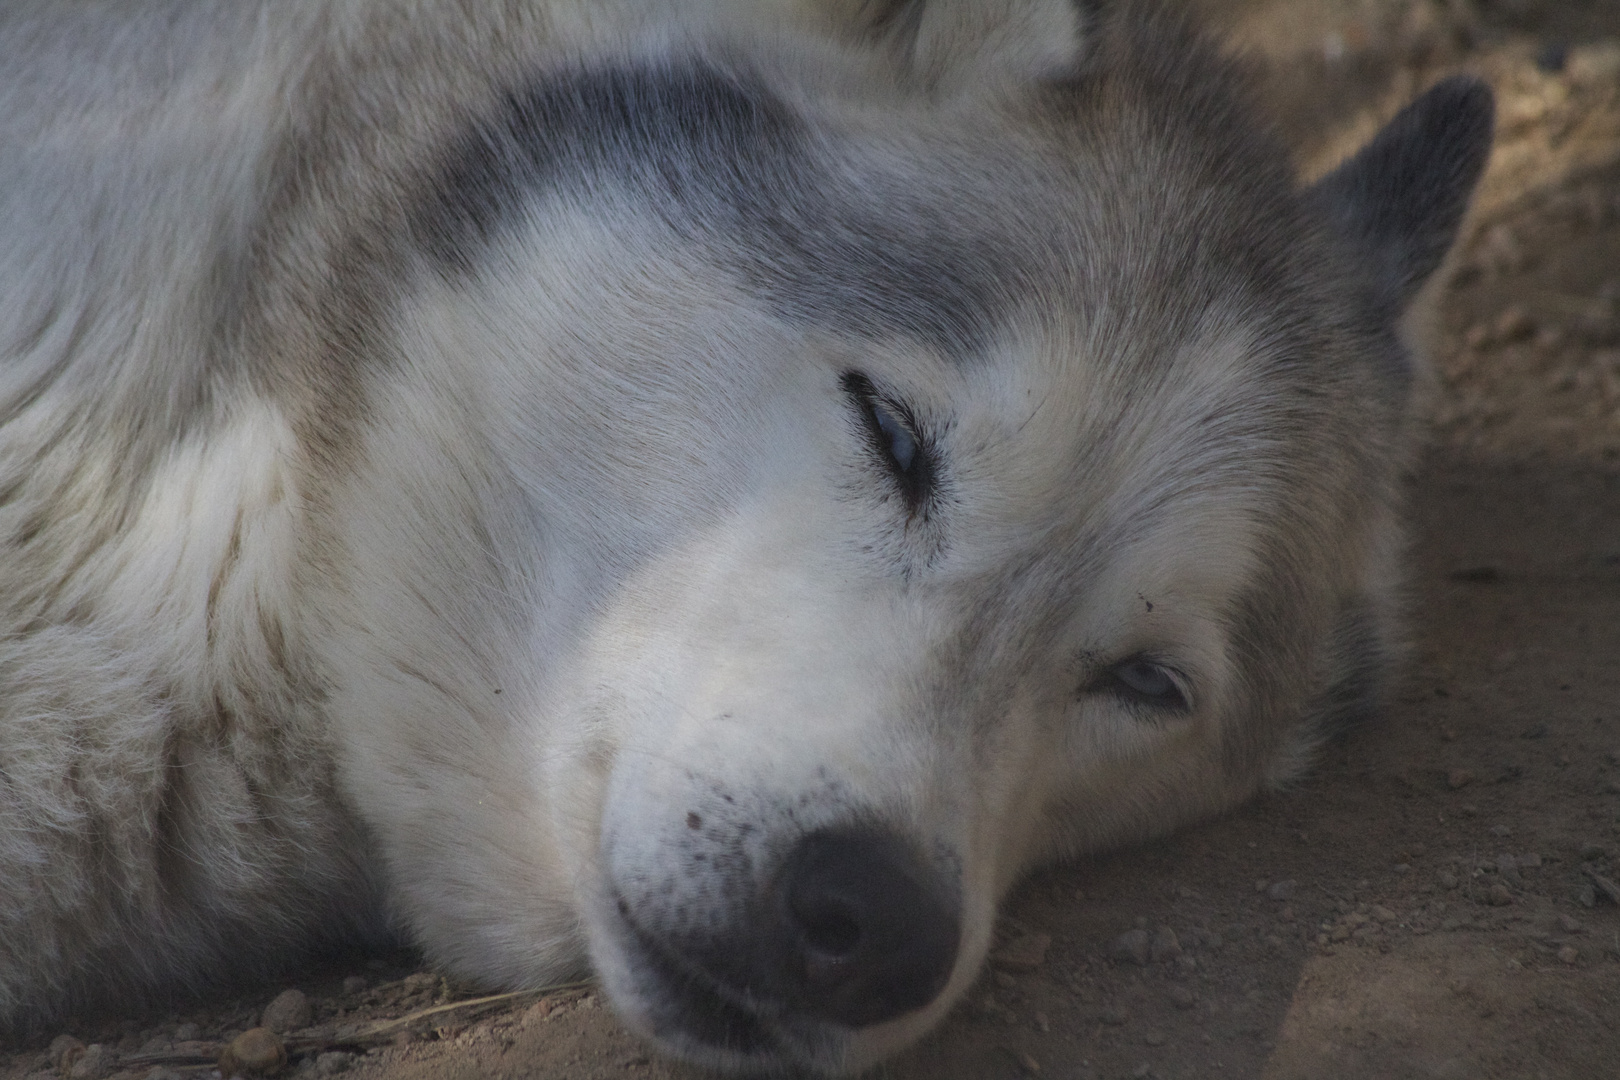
[[7, 2, 1620, 1079]]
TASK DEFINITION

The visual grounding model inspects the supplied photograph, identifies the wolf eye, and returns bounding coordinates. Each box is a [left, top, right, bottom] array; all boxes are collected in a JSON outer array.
[[870, 400, 917, 473], [1106, 659, 1191, 712], [841, 372, 933, 508]]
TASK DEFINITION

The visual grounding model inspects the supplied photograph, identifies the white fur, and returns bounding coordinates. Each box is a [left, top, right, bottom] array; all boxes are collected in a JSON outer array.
[[0, 1, 1485, 1074]]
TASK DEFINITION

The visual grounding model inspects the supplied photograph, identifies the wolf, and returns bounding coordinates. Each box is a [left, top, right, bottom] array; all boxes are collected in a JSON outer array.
[[0, 0, 1490, 1073]]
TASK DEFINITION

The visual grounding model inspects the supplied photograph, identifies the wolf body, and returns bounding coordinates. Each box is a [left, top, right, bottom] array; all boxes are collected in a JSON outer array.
[[0, 0, 1491, 1072]]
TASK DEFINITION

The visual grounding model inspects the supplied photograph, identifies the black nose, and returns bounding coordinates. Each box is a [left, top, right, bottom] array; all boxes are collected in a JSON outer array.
[[776, 826, 961, 1028]]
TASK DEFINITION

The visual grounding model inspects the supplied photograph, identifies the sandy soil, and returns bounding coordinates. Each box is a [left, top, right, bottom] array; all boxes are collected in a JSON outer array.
[[6, 2, 1620, 1079]]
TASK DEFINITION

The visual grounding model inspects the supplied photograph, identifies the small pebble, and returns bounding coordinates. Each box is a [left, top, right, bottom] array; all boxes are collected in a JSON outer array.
[[262, 989, 313, 1034], [1371, 905, 1397, 924], [1488, 883, 1514, 907], [49, 1035, 86, 1073], [1143, 1032, 1166, 1047], [1495, 305, 1535, 342], [1580, 843, 1608, 861], [1558, 945, 1580, 965], [1490, 824, 1512, 838], [314, 1051, 354, 1077], [1447, 769, 1474, 790], [1149, 927, 1182, 963], [1439, 872, 1459, 890], [1558, 914, 1583, 933], [1266, 880, 1296, 901], [67, 1044, 112, 1080], [1098, 1008, 1128, 1026], [992, 932, 1052, 972], [1111, 929, 1151, 967], [1166, 985, 1196, 1010], [174, 1023, 201, 1042], [219, 1028, 287, 1077], [341, 976, 368, 996], [1014, 1050, 1042, 1075]]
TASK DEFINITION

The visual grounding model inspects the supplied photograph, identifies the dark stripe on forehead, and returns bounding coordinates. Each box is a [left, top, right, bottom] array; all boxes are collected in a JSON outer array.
[[410, 62, 1016, 355]]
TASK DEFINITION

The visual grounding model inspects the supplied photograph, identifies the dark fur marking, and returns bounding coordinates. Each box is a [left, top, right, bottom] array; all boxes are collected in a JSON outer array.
[[411, 63, 1017, 356]]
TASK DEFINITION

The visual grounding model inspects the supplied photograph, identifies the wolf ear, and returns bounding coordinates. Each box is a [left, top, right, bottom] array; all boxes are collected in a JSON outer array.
[[854, 0, 1085, 90], [1309, 75, 1495, 311]]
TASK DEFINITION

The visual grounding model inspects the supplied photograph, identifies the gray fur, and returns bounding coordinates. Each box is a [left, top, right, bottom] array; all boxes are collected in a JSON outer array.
[[0, 0, 1490, 1073]]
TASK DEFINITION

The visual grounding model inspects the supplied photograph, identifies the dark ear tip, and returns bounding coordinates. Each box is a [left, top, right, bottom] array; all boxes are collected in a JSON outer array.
[[1422, 73, 1496, 142], [1407, 75, 1496, 177], [1426, 73, 1495, 112]]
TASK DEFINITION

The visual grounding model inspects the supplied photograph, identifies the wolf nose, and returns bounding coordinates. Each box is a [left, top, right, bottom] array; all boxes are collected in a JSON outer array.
[[778, 826, 960, 1028]]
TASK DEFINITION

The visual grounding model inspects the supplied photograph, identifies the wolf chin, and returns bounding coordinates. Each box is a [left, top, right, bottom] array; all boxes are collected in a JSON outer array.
[[0, 0, 1491, 1073]]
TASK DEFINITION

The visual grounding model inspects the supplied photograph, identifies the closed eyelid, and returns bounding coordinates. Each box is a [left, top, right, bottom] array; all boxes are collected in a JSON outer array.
[[840, 370, 935, 511]]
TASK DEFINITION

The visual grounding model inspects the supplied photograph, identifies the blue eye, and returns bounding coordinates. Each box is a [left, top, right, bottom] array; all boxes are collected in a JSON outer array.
[[1108, 659, 1190, 711]]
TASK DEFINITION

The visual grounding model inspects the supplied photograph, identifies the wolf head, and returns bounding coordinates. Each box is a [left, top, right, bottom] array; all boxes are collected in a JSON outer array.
[[319, 0, 1493, 1073]]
